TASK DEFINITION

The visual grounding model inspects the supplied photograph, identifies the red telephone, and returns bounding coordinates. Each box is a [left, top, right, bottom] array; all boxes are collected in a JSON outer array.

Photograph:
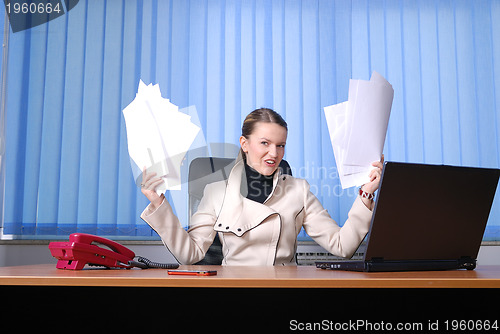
[[49, 233, 136, 270], [49, 233, 180, 270]]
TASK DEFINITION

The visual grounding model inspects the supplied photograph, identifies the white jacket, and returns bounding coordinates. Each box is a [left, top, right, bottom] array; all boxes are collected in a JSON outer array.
[[141, 158, 373, 266]]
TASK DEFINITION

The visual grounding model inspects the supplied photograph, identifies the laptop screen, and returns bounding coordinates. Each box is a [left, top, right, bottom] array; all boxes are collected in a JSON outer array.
[[364, 162, 500, 262]]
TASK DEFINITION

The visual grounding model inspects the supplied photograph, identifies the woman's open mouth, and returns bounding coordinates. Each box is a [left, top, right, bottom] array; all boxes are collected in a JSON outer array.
[[264, 159, 276, 167]]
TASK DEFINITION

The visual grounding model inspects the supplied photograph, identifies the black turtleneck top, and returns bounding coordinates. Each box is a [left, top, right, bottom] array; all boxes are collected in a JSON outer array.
[[244, 162, 275, 204]]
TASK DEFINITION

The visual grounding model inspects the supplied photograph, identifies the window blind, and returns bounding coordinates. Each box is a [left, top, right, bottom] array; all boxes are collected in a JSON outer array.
[[1, 0, 499, 240]]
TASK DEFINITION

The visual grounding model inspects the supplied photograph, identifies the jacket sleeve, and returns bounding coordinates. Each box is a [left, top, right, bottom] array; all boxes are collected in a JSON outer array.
[[301, 181, 373, 258], [140, 185, 218, 265]]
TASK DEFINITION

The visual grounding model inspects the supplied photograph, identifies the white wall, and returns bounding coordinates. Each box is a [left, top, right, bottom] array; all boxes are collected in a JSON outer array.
[[477, 245, 500, 266]]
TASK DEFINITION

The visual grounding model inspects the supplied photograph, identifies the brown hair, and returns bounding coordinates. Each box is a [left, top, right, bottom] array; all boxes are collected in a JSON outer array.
[[241, 108, 288, 138]]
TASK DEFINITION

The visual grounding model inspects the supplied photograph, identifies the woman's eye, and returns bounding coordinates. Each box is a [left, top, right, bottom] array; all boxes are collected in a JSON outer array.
[[261, 141, 268, 146]]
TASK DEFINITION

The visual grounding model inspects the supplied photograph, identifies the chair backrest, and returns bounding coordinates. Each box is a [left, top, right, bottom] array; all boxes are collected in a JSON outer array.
[[188, 157, 292, 265], [188, 157, 236, 219]]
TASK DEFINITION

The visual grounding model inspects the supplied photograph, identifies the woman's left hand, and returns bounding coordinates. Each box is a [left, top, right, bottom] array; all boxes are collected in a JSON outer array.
[[361, 154, 384, 194]]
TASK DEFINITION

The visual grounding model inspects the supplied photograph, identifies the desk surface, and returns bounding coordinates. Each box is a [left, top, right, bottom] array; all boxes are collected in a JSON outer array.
[[0, 264, 500, 288]]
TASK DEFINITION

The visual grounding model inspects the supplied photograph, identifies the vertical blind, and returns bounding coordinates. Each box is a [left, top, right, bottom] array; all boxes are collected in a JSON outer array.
[[1, 0, 499, 240]]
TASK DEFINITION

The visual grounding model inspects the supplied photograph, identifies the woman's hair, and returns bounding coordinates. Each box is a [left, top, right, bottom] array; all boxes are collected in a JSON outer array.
[[241, 108, 288, 138]]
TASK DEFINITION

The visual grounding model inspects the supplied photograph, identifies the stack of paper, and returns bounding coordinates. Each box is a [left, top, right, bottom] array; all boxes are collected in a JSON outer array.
[[324, 71, 394, 189], [122, 80, 201, 194]]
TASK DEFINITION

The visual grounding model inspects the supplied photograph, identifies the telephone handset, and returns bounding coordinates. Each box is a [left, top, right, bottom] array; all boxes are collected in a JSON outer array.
[[49, 233, 179, 270]]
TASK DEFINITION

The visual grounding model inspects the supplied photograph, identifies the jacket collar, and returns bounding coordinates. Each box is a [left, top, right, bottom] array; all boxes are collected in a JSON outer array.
[[214, 154, 281, 237]]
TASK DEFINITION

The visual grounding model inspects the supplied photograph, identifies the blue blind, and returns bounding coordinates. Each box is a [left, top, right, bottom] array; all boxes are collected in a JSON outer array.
[[1, 0, 499, 240]]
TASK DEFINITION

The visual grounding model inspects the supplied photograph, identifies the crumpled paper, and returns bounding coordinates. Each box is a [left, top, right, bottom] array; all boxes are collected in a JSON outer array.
[[122, 80, 200, 194]]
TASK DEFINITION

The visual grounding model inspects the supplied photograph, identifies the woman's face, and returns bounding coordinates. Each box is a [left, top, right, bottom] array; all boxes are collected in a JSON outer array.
[[240, 122, 288, 176]]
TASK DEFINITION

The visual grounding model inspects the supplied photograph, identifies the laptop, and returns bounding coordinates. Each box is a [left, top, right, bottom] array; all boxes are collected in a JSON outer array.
[[316, 161, 500, 272]]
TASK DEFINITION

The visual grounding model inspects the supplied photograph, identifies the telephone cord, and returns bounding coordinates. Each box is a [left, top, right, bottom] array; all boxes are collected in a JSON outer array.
[[128, 256, 179, 269]]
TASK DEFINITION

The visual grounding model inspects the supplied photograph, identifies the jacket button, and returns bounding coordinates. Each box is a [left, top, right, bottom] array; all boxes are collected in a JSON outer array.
[[225, 226, 229, 230], [237, 228, 242, 232], [218, 224, 222, 227]]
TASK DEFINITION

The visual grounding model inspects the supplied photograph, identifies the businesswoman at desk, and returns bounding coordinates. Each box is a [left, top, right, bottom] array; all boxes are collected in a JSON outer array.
[[140, 108, 383, 266]]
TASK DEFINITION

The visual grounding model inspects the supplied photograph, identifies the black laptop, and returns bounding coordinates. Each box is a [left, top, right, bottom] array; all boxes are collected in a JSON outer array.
[[316, 161, 500, 272]]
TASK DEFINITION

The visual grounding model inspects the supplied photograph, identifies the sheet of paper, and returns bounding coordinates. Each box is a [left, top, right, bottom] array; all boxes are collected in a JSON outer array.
[[324, 102, 372, 188], [324, 71, 394, 189], [122, 80, 201, 194]]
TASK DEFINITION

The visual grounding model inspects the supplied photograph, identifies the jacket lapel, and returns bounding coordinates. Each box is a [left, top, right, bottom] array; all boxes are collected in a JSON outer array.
[[214, 157, 280, 237]]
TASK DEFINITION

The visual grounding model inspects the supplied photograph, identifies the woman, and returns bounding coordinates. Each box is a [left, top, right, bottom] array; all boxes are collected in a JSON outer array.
[[140, 108, 383, 266]]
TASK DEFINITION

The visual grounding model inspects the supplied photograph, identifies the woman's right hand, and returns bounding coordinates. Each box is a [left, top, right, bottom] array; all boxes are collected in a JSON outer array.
[[141, 167, 165, 210]]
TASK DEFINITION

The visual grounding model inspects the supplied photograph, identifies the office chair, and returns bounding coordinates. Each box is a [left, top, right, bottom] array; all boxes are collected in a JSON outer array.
[[188, 157, 292, 265]]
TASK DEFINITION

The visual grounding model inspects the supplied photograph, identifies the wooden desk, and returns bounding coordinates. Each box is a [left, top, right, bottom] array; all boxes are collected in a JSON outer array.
[[0, 264, 499, 288], [1, 265, 499, 330]]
